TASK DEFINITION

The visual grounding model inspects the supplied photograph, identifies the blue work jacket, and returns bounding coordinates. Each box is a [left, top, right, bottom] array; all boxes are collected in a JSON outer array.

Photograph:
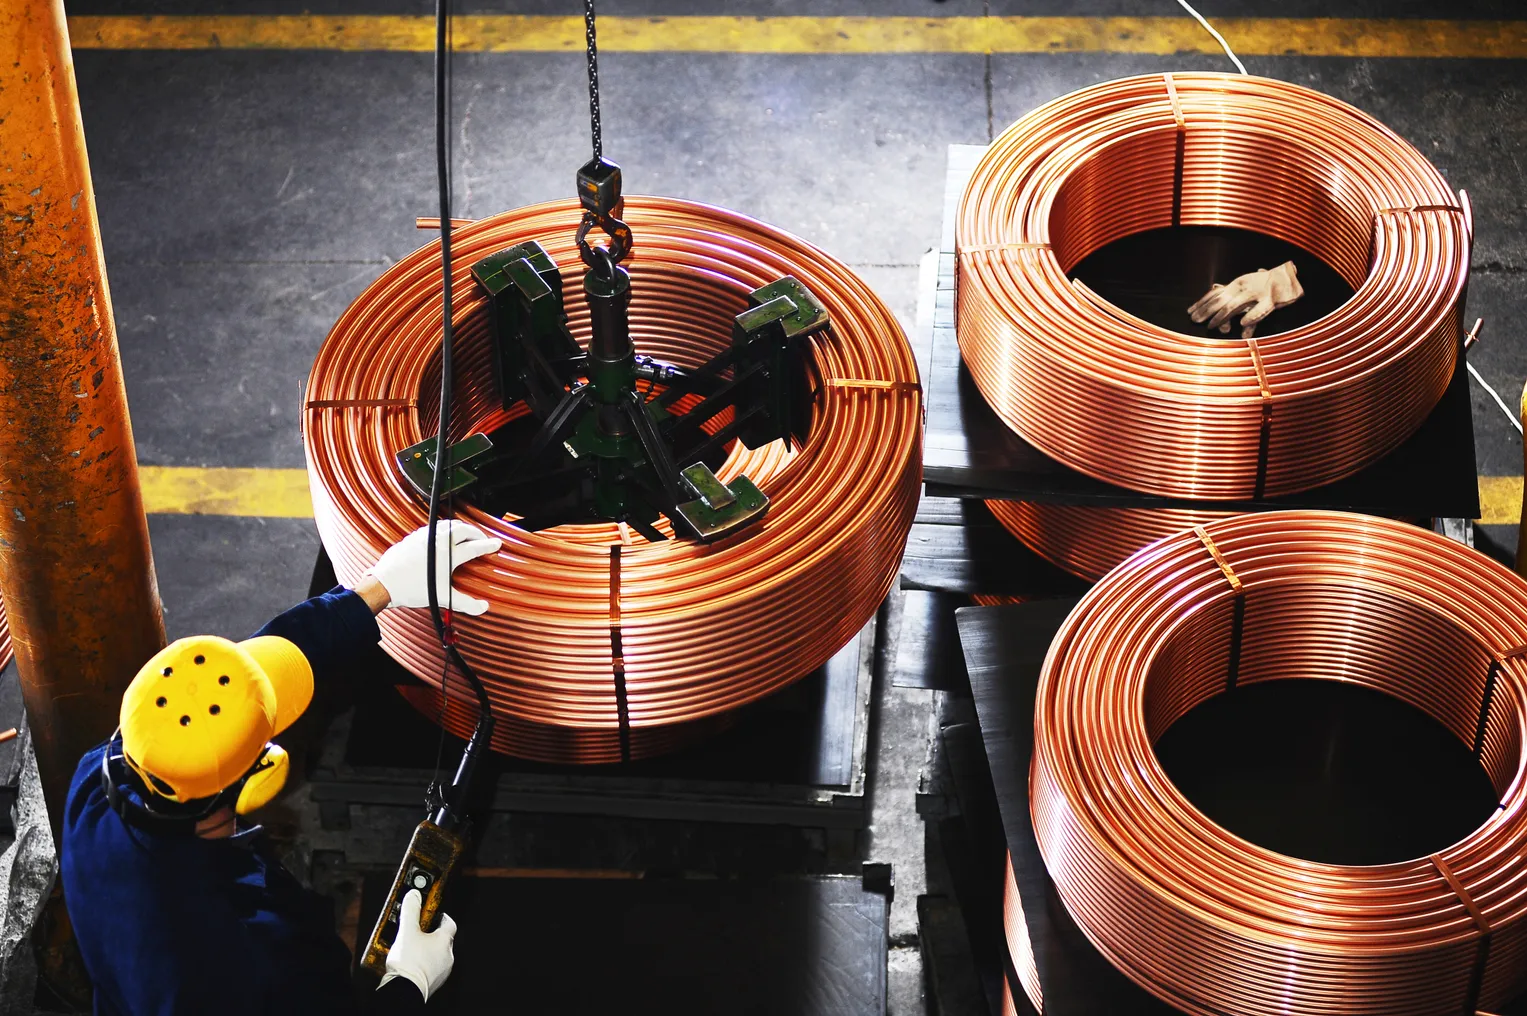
[[60, 587, 419, 1016]]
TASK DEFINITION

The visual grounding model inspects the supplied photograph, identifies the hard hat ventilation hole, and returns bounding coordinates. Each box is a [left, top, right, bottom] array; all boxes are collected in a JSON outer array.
[[179, 716, 190, 726], [162, 667, 172, 676], [209, 705, 220, 715], [218, 676, 230, 686], [155, 696, 166, 707], [194, 655, 206, 665]]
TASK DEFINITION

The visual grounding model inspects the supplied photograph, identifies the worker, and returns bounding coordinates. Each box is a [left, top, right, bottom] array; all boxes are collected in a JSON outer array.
[[59, 521, 501, 1016], [1189, 260, 1304, 338]]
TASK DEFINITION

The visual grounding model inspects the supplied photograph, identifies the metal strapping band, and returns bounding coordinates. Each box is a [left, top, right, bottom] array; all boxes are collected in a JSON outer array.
[[1165, 74, 1186, 226], [1163, 73, 1186, 131], [305, 399, 416, 409], [1430, 852, 1492, 1015], [1376, 204, 1467, 217], [609, 545, 631, 763], [1194, 526, 1243, 595], [1247, 337, 1273, 499], [957, 242, 1053, 255], [824, 378, 923, 394], [1195, 525, 1246, 689], [1431, 853, 1490, 935], [1475, 646, 1527, 759]]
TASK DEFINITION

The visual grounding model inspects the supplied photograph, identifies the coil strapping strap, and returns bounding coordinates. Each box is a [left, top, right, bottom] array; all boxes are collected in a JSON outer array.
[[305, 195, 921, 764], [305, 399, 416, 410], [608, 545, 630, 763], [1431, 851, 1492, 1015], [957, 72, 1470, 499], [1030, 511, 1527, 1015]]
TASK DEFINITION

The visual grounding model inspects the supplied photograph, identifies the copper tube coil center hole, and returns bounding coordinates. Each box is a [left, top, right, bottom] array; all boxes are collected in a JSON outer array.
[[1067, 226, 1353, 340], [1048, 127, 1376, 297], [1142, 584, 1515, 866], [414, 263, 808, 540]]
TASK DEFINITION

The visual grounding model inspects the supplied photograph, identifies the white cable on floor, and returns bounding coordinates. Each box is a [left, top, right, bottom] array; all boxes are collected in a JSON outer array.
[[1467, 361, 1524, 435], [1174, 0, 1250, 75]]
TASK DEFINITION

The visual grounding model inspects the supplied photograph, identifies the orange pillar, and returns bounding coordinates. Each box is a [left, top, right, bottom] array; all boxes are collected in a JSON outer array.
[[0, 0, 165, 836]]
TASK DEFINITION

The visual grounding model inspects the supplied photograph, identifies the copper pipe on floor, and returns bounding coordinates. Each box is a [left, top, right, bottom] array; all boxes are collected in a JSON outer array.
[[1030, 511, 1527, 1015], [957, 73, 1470, 500], [0, 0, 166, 830], [305, 197, 921, 763]]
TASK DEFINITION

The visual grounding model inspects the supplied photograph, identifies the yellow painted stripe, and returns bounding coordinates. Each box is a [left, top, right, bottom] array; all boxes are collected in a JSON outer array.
[[133, 465, 1525, 524], [1478, 475, 1522, 526], [64, 15, 1527, 58], [139, 466, 312, 518]]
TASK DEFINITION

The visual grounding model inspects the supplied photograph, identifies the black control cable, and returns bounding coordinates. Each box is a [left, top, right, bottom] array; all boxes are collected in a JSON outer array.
[[424, 0, 493, 827]]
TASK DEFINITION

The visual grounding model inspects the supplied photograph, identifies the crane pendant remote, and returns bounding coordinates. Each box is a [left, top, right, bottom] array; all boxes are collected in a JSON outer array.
[[359, 819, 466, 975]]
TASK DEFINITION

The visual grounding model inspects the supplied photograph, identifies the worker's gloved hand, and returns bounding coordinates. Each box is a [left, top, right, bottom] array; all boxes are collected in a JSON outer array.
[[366, 521, 500, 616], [379, 890, 457, 1003], [1187, 261, 1304, 338]]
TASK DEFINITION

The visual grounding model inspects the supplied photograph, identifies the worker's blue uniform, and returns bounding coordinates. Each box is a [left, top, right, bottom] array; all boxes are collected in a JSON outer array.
[[60, 587, 419, 1016]]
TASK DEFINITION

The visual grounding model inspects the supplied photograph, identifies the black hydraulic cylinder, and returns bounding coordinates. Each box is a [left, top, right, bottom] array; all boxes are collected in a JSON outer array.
[[585, 265, 635, 436]]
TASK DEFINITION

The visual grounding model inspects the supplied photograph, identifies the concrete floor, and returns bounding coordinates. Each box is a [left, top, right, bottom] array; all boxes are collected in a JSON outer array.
[[12, 1, 1527, 1012]]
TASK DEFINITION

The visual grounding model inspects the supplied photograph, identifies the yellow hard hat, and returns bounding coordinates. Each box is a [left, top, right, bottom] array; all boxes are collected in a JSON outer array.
[[120, 634, 313, 804]]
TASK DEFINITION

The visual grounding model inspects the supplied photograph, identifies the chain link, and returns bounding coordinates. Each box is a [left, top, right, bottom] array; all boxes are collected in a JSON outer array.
[[583, 0, 602, 161]]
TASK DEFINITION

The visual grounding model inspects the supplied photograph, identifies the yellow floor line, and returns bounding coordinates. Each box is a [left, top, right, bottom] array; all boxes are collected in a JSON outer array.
[[1478, 475, 1522, 526], [65, 15, 1527, 58], [136, 465, 1525, 525], [139, 466, 312, 519]]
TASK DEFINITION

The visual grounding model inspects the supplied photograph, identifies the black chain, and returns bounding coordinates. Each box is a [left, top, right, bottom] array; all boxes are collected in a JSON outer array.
[[583, 0, 602, 161]]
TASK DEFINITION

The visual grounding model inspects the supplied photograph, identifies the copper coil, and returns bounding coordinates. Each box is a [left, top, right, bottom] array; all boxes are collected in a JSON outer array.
[[1031, 510, 1527, 1015], [1001, 973, 1022, 1016], [986, 501, 1233, 581], [1002, 850, 1042, 1012], [304, 196, 921, 763], [971, 593, 1027, 607], [957, 73, 1470, 499], [0, 597, 10, 672]]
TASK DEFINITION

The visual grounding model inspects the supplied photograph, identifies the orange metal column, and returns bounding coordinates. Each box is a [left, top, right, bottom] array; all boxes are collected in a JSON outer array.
[[0, 0, 165, 835]]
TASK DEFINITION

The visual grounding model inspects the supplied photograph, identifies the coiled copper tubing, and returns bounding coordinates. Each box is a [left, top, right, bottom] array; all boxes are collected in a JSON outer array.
[[0, 599, 11, 672], [986, 501, 1233, 582], [1031, 511, 1527, 1015], [1003, 850, 1043, 1012], [957, 74, 1471, 499], [305, 197, 921, 763]]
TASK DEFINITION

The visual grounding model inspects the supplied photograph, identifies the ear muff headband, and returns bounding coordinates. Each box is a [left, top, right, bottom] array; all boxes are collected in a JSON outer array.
[[100, 732, 286, 835]]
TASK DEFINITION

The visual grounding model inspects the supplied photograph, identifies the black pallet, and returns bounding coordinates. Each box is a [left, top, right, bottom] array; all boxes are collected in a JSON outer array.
[[920, 144, 1480, 519], [900, 497, 1090, 601], [954, 599, 1526, 1015], [305, 554, 877, 834]]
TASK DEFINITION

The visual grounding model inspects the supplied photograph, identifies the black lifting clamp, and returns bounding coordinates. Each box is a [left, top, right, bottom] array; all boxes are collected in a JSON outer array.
[[396, 158, 830, 544]]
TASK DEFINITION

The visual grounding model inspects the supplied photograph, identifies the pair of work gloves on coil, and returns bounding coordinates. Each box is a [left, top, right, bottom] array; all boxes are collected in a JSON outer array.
[[364, 520, 499, 1001], [1188, 260, 1304, 339]]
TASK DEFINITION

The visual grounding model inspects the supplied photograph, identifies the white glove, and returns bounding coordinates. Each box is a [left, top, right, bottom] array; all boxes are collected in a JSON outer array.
[[379, 889, 457, 1002], [1188, 261, 1304, 339], [366, 521, 500, 616]]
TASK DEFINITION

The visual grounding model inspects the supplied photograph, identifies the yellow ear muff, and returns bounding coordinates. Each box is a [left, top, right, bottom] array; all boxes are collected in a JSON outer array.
[[234, 743, 290, 815]]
